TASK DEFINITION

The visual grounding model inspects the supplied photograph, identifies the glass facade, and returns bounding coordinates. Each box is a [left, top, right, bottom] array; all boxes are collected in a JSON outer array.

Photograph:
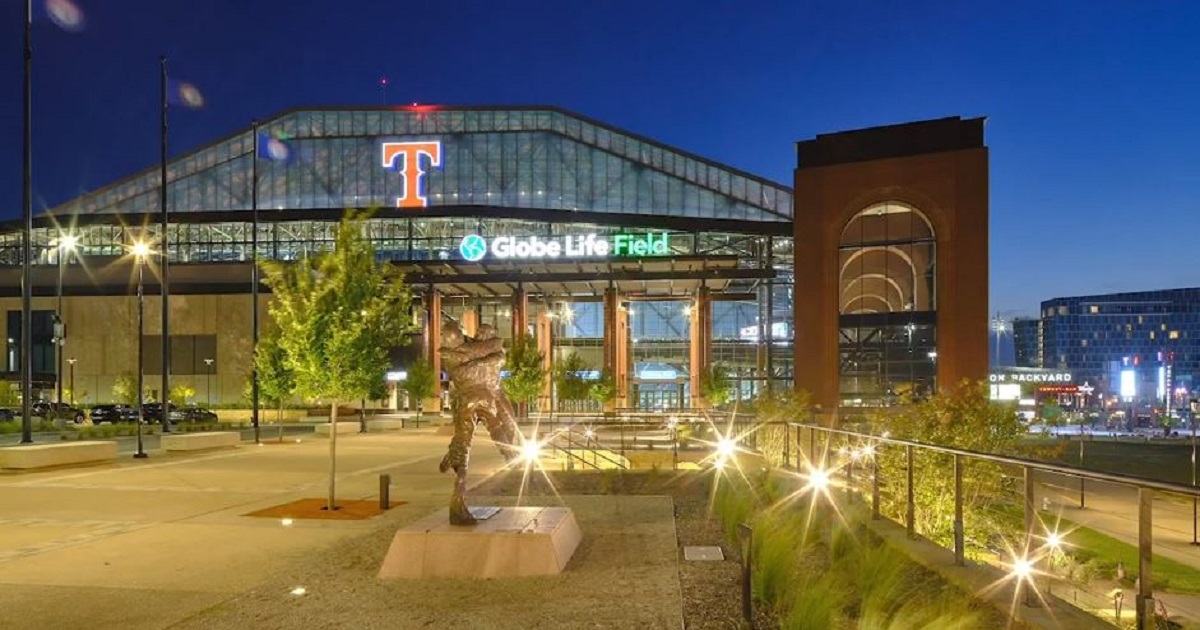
[[837, 202, 938, 406], [50, 107, 791, 223], [1038, 288, 1200, 396], [1012, 317, 1042, 368], [1, 106, 796, 410]]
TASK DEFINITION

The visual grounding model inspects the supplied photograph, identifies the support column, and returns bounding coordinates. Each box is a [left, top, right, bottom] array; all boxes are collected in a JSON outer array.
[[424, 288, 442, 414], [512, 285, 528, 341], [690, 288, 713, 408], [537, 309, 554, 412], [603, 288, 629, 411]]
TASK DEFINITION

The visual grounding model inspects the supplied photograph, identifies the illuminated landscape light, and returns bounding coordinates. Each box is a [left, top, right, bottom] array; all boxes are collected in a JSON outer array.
[[520, 440, 541, 463], [808, 468, 831, 491], [716, 437, 736, 458], [1011, 557, 1034, 580], [131, 241, 151, 258]]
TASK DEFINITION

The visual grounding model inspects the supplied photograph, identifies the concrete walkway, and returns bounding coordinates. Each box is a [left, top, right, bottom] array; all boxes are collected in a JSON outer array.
[[0, 428, 504, 630], [1036, 471, 1200, 626]]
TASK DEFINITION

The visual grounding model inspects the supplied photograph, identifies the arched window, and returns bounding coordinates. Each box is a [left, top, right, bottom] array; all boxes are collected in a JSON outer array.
[[837, 201, 937, 407], [839, 201, 935, 313]]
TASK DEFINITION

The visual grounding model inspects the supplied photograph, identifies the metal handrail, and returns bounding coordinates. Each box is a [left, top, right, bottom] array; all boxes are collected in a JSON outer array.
[[787, 421, 1179, 630], [786, 422, 1200, 499], [551, 430, 628, 470]]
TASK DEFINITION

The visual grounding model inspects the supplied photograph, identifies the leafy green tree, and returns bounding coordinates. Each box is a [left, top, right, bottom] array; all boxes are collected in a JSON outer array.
[[700, 363, 734, 408], [253, 328, 296, 437], [750, 388, 813, 467], [502, 334, 545, 416], [169, 384, 196, 406], [1041, 401, 1063, 427], [589, 367, 617, 409], [553, 352, 592, 410], [112, 372, 147, 405], [0, 381, 20, 406], [260, 211, 414, 509], [871, 380, 1025, 559], [402, 359, 436, 412]]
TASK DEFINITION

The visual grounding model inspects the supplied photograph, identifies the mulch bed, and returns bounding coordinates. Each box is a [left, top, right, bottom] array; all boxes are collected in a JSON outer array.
[[244, 498, 407, 521]]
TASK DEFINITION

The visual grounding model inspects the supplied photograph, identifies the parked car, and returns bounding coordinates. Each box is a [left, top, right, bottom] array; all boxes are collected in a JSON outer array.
[[169, 405, 219, 424], [140, 403, 174, 424], [90, 404, 140, 424], [32, 401, 86, 424], [0, 408, 14, 421]]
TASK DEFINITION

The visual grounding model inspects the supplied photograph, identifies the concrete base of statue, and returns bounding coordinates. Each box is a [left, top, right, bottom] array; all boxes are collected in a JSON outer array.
[[377, 506, 582, 579]]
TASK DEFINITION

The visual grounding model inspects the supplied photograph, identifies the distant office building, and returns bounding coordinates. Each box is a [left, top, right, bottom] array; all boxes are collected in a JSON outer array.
[[1012, 317, 1041, 368], [1037, 288, 1200, 405]]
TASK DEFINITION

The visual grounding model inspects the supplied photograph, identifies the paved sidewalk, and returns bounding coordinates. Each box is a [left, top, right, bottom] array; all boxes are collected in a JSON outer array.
[[1037, 471, 1200, 626], [0, 428, 503, 630]]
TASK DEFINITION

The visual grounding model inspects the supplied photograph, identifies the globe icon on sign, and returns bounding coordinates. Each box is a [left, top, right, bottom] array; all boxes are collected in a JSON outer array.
[[460, 234, 487, 262]]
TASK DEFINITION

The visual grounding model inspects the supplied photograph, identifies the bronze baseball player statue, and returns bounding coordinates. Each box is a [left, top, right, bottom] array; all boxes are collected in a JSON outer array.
[[439, 322, 520, 525]]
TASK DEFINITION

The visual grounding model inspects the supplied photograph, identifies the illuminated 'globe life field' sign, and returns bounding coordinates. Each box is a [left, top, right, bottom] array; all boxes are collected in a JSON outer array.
[[459, 234, 488, 262], [458, 232, 670, 261]]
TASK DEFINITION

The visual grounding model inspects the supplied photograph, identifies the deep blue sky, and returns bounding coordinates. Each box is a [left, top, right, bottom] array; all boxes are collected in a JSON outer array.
[[2, 0, 1198, 317]]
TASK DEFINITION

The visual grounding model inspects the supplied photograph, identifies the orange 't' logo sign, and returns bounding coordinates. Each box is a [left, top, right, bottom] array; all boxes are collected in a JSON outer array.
[[380, 141, 442, 208]]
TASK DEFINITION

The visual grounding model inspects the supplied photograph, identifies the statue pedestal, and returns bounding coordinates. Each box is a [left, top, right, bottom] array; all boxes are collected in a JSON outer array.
[[377, 506, 582, 579]]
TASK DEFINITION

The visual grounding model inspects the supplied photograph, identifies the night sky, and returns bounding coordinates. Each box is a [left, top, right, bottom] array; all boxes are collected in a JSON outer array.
[[2, 0, 1198, 317]]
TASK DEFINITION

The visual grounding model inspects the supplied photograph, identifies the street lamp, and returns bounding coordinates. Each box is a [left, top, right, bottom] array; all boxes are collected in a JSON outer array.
[[131, 241, 151, 459], [67, 358, 76, 406], [204, 358, 214, 407], [55, 233, 77, 408], [1192, 398, 1199, 545]]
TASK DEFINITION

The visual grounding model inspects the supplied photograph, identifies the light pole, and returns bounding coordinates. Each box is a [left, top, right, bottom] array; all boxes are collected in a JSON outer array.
[[1191, 398, 1199, 545], [55, 234, 77, 407], [67, 358, 76, 406], [132, 241, 151, 459], [204, 358, 214, 407]]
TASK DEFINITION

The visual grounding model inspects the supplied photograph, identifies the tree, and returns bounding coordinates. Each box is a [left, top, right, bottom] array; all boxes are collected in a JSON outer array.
[[169, 384, 196, 407], [553, 352, 592, 411], [750, 388, 813, 468], [871, 380, 1025, 559], [253, 327, 296, 438], [502, 333, 544, 416], [260, 211, 414, 510], [700, 363, 734, 408], [1041, 401, 1063, 427], [589, 367, 617, 409], [402, 359, 436, 412], [114, 372, 155, 406]]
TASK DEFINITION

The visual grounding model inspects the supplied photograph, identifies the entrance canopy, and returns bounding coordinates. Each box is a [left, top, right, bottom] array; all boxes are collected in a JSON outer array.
[[403, 255, 770, 300]]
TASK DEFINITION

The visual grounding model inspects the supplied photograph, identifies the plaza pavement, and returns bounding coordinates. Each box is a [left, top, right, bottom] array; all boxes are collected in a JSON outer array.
[[0, 427, 505, 630]]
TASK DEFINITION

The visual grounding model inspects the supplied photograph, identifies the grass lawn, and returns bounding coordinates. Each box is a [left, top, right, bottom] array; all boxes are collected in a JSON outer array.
[[1061, 517, 1200, 593], [1022, 437, 1195, 485]]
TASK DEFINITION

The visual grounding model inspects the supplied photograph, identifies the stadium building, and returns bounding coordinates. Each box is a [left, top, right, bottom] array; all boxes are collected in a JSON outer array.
[[0, 106, 989, 413]]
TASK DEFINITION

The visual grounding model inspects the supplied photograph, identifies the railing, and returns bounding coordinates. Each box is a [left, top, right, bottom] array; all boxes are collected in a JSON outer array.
[[785, 422, 1200, 630], [547, 429, 628, 470]]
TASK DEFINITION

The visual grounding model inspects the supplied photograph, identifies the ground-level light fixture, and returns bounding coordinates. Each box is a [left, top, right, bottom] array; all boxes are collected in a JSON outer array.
[[716, 437, 737, 458], [807, 467, 831, 492], [520, 439, 541, 463], [1011, 556, 1034, 580]]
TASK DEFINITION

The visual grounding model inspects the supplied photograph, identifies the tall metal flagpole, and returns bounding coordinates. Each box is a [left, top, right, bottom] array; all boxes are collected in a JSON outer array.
[[20, 0, 34, 443], [251, 120, 261, 444], [160, 55, 171, 432]]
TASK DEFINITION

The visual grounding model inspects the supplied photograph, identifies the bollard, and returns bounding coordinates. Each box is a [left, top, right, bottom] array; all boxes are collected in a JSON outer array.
[[738, 522, 753, 623], [379, 473, 391, 511]]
